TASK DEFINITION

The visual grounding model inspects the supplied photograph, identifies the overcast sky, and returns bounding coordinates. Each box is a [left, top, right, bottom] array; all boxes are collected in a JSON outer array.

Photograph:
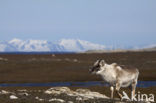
[[0, 0, 156, 46]]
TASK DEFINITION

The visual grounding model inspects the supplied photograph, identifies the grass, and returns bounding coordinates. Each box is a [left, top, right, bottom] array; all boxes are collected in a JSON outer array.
[[0, 51, 156, 83]]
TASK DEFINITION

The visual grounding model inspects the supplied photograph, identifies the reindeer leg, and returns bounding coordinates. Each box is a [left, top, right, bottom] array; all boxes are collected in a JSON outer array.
[[110, 86, 114, 99], [131, 81, 137, 100], [115, 83, 122, 100]]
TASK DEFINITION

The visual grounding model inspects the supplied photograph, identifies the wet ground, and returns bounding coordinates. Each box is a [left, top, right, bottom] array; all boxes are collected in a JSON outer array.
[[0, 86, 154, 103]]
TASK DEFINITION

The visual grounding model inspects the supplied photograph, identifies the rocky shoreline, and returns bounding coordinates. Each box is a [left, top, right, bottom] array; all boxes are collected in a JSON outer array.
[[0, 87, 150, 103]]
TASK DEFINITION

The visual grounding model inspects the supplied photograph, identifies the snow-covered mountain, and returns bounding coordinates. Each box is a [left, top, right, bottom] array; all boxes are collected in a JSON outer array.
[[7, 38, 65, 52], [59, 39, 107, 52], [0, 38, 107, 52], [0, 38, 155, 52]]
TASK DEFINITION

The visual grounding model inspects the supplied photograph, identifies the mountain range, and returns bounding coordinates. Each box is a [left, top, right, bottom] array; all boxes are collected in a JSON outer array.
[[0, 38, 155, 52]]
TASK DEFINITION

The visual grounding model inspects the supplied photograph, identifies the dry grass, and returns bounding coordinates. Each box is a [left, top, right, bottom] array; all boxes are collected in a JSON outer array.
[[0, 51, 155, 83]]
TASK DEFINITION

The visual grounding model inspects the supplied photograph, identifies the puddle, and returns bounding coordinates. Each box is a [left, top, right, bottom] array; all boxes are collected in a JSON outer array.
[[0, 81, 156, 88]]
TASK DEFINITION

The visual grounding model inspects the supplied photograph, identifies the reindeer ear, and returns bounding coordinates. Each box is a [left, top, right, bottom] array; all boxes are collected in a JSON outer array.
[[111, 63, 117, 67], [99, 60, 105, 66]]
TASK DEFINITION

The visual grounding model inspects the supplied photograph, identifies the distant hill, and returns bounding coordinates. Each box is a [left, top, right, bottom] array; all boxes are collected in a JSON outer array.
[[85, 47, 156, 53], [141, 46, 156, 51]]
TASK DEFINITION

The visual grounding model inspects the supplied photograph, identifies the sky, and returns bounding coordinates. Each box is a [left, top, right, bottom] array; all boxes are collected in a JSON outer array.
[[0, 0, 156, 46]]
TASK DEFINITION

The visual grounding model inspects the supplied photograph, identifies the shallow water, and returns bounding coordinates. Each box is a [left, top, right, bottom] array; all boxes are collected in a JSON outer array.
[[0, 81, 156, 88]]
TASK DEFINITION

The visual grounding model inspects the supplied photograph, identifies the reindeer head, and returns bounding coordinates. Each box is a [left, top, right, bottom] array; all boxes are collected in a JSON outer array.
[[89, 59, 106, 74]]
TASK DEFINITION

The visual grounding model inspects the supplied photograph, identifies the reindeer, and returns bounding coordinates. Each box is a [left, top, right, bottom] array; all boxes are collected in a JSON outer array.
[[89, 59, 139, 100]]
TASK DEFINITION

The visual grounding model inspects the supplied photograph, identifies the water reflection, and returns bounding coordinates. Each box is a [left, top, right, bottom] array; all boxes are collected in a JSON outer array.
[[0, 81, 155, 88]]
